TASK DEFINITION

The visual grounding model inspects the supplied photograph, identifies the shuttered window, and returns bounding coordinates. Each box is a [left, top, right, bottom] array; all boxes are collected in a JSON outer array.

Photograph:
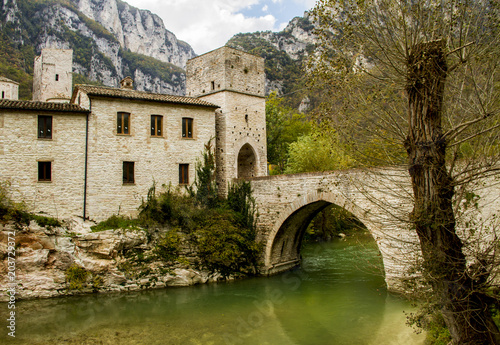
[[151, 115, 163, 137], [38, 161, 52, 182], [117, 112, 130, 134], [38, 115, 52, 139], [123, 161, 135, 184], [179, 164, 189, 185], [182, 118, 193, 138]]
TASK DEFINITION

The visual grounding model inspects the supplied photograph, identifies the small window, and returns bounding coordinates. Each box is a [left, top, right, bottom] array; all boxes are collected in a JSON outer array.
[[182, 118, 193, 138], [38, 115, 52, 139], [1, 91, 4, 99], [211, 81, 215, 90], [55, 74, 59, 81], [179, 164, 189, 185], [38, 161, 52, 182], [117, 112, 130, 135], [151, 115, 163, 137], [123, 161, 135, 184]]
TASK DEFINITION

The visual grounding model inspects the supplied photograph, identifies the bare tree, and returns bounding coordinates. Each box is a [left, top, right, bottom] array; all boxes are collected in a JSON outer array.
[[310, 0, 500, 343]]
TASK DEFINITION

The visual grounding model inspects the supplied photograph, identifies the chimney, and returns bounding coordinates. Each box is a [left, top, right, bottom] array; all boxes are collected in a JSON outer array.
[[120, 76, 134, 90]]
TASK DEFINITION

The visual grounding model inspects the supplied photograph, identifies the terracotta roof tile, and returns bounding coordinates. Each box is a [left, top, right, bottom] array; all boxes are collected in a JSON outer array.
[[0, 99, 90, 113], [73, 85, 219, 108]]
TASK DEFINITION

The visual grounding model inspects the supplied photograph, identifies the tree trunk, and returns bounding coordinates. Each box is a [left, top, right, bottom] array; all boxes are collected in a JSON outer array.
[[405, 40, 500, 344]]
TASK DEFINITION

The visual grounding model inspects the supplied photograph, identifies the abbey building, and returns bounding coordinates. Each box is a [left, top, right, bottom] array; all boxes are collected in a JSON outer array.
[[0, 46, 267, 221]]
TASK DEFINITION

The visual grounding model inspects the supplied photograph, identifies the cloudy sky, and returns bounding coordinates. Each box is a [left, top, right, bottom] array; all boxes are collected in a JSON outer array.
[[123, 0, 317, 55]]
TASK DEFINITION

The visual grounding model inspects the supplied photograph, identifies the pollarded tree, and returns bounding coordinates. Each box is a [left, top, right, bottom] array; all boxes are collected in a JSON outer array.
[[310, 0, 500, 343]]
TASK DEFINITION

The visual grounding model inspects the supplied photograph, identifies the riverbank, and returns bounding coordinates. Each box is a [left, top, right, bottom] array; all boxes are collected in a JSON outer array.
[[1, 238, 425, 345], [0, 217, 227, 301]]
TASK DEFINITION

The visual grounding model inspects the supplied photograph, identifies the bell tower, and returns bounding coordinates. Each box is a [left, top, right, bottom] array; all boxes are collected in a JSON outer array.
[[33, 48, 73, 103], [186, 46, 267, 194]]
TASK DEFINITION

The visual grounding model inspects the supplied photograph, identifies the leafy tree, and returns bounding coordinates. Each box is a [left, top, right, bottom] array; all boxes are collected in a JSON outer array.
[[266, 92, 312, 173], [284, 130, 355, 174], [192, 139, 219, 208], [311, 0, 500, 343]]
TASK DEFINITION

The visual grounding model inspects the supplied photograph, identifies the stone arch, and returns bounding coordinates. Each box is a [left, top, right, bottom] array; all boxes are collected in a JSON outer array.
[[263, 190, 381, 275], [237, 142, 258, 178]]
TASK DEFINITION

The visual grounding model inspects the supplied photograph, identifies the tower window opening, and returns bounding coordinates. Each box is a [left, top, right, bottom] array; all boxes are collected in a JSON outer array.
[[55, 74, 59, 81]]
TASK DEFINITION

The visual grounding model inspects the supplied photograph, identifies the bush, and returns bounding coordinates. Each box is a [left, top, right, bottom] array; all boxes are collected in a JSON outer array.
[[196, 209, 262, 277], [155, 229, 181, 263], [65, 264, 89, 291], [91, 215, 140, 232], [227, 181, 257, 231]]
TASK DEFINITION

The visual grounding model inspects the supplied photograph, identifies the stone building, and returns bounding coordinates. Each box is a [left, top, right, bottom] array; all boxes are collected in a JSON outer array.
[[0, 76, 19, 100], [186, 46, 267, 194], [32, 49, 73, 103], [0, 46, 267, 221]]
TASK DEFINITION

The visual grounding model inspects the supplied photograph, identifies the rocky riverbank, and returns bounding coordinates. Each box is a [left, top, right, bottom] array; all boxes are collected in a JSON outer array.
[[0, 217, 224, 301]]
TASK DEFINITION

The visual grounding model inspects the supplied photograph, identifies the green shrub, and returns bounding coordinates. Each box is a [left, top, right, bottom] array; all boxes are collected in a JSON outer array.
[[227, 181, 257, 231], [138, 183, 202, 230], [65, 264, 89, 290], [155, 229, 181, 263], [91, 215, 141, 232], [30, 214, 62, 228], [196, 209, 262, 277]]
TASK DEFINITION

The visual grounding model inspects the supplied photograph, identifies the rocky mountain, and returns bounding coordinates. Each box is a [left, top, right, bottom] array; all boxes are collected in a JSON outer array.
[[0, 0, 196, 98], [226, 12, 318, 110], [1, 0, 318, 106]]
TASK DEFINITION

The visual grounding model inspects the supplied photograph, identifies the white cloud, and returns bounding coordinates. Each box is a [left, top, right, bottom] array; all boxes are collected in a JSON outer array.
[[262, 4, 269, 11], [123, 0, 277, 54]]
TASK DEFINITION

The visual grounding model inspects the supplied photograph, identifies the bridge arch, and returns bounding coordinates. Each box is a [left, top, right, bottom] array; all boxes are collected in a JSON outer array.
[[263, 190, 381, 275]]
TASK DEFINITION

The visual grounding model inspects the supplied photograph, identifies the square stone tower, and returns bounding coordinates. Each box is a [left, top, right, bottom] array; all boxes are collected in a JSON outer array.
[[33, 49, 73, 103], [186, 46, 267, 194]]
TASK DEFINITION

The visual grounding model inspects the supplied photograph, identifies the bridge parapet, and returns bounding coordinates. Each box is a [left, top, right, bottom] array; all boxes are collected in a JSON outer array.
[[243, 168, 500, 293]]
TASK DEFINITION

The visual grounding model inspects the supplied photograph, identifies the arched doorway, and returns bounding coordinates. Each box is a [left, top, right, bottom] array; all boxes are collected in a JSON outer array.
[[237, 143, 257, 178]]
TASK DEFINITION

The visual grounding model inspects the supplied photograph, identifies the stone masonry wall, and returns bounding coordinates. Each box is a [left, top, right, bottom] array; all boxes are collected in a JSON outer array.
[[33, 49, 73, 102], [186, 47, 267, 194], [84, 97, 215, 221], [186, 46, 265, 98], [0, 80, 19, 100], [0, 110, 87, 218]]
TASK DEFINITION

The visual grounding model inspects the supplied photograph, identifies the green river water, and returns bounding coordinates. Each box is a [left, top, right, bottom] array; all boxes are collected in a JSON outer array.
[[2, 234, 425, 345]]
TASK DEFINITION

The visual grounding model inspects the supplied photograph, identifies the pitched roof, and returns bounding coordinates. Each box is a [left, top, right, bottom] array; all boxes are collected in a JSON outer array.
[[73, 84, 219, 108], [0, 76, 19, 84], [0, 99, 90, 113]]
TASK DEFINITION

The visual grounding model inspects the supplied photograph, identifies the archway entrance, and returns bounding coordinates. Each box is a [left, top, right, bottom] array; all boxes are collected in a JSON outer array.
[[237, 143, 257, 178], [265, 201, 378, 276]]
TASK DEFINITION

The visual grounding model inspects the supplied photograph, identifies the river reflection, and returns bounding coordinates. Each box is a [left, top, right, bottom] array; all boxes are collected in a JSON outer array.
[[2, 234, 424, 345]]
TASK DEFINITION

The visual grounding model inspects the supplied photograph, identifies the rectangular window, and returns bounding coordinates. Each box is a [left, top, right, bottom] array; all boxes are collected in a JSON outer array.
[[123, 161, 135, 184], [38, 115, 52, 139], [55, 74, 59, 81], [182, 118, 193, 138], [117, 112, 130, 135], [38, 161, 52, 182], [151, 115, 163, 137], [179, 164, 189, 185]]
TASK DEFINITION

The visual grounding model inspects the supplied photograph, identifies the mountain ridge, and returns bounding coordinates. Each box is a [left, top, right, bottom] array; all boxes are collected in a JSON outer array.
[[1, 0, 317, 106], [0, 0, 195, 97]]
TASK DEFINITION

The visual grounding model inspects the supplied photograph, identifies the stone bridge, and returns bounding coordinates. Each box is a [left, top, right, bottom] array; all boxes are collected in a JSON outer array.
[[246, 168, 500, 292]]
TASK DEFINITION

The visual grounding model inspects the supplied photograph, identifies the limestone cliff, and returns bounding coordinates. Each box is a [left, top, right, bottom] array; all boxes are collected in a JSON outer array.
[[0, 219, 223, 300], [0, 0, 195, 96]]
